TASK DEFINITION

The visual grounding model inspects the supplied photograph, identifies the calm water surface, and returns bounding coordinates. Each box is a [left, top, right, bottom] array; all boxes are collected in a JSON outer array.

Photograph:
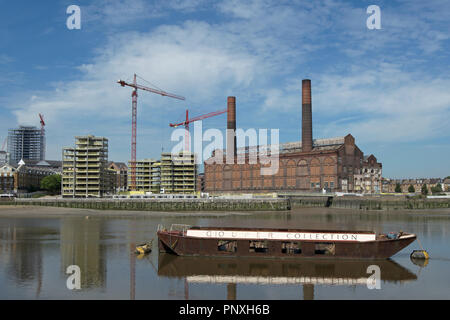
[[1, 207, 449, 300]]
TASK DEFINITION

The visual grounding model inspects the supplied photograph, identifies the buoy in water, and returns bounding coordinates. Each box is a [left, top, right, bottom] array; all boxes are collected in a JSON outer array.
[[410, 250, 430, 260], [135, 242, 152, 255], [410, 250, 430, 267]]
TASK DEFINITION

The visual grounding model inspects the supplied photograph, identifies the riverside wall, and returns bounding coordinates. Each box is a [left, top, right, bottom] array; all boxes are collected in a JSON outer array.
[[288, 196, 450, 210], [0, 196, 449, 211], [1, 198, 291, 211]]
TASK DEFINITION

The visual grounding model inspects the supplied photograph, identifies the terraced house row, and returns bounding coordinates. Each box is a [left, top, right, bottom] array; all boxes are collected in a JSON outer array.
[[0, 160, 61, 194]]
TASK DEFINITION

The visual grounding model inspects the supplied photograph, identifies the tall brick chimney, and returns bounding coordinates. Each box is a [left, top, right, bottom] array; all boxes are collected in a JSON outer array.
[[302, 79, 313, 152], [226, 96, 237, 161]]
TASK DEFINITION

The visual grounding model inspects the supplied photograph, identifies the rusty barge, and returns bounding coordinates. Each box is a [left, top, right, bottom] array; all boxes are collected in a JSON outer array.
[[157, 224, 417, 260]]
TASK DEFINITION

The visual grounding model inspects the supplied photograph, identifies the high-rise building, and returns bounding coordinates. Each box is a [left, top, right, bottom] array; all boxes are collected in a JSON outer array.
[[62, 135, 114, 198], [7, 126, 45, 164], [160, 152, 197, 194], [60, 218, 106, 289]]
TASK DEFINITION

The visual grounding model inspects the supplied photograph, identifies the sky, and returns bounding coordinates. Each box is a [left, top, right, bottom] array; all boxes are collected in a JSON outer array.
[[0, 0, 448, 178]]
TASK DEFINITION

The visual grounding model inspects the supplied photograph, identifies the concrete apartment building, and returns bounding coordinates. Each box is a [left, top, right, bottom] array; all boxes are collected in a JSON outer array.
[[126, 154, 196, 194], [8, 126, 45, 164], [160, 152, 197, 194], [127, 159, 160, 193], [62, 135, 114, 198]]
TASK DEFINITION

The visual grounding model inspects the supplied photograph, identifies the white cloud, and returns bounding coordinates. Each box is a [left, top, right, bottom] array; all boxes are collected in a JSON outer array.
[[82, 0, 210, 27], [9, 0, 450, 161], [0, 54, 14, 64], [83, 0, 162, 26], [12, 20, 266, 160], [260, 60, 450, 143]]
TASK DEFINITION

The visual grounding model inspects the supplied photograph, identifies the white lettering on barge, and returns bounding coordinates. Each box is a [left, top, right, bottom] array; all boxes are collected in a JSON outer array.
[[185, 230, 376, 242]]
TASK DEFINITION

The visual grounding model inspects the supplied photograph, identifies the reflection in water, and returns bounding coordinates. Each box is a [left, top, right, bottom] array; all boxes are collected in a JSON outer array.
[[227, 283, 236, 300], [1, 207, 449, 299], [157, 254, 417, 300], [303, 284, 314, 300], [410, 257, 429, 268], [7, 236, 43, 288], [0, 221, 49, 298], [60, 218, 106, 290], [129, 219, 136, 300]]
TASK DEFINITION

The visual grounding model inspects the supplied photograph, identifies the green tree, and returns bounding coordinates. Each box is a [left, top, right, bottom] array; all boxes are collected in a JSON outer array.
[[395, 183, 402, 193], [408, 185, 415, 193], [421, 184, 428, 195], [40, 174, 62, 195], [431, 183, 443, 194]]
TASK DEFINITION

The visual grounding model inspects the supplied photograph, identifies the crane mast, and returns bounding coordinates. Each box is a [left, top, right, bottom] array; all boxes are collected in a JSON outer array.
[[117, 74, 185, 191], [39, 113, 46, 160]]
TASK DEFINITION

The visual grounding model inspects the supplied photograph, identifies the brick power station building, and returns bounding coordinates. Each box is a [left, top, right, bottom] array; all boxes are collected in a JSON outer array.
[[204, 79, 382, 193]]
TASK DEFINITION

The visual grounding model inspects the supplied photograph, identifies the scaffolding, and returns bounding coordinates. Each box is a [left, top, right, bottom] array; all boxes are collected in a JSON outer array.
[[62, 135, 113, 198], [7, 126, 45, 163], [128, 159, 161, 193], [160, 152, 197, 194]]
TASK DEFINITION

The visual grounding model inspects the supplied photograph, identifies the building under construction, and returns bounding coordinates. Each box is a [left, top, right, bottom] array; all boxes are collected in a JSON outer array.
[[128, 158, 160, 193], [7, 126, 45, 164], [62, 135, 115, 198], [161, 152, 197, 194], [204, 79, 382, 193], [125, 153, 197, 194]]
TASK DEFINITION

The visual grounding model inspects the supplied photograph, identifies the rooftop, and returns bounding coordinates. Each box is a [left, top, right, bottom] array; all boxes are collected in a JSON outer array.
[[232, 136, 346, 156]]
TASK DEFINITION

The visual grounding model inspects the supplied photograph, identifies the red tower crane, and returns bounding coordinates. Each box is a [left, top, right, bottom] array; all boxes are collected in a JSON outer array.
[[169, 108, 227, 152], [117, 74, 185, 190], [39, 113, 45, 133], [39, 113, 45, 160]]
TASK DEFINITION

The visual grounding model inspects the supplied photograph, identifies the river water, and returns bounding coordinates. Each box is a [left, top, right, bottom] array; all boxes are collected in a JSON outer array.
[[0, 206, 449, 300]]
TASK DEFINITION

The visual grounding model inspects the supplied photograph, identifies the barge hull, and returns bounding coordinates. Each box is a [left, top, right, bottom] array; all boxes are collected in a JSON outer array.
[[157, 232, 416, 260]]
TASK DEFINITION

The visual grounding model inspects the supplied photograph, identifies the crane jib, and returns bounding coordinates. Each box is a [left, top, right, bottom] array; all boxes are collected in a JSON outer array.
[[116, 76, 185, 190]]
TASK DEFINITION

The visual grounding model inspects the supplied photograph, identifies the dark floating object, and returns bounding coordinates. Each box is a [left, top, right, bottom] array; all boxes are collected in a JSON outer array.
[[410, 250, 429, 260], [135, 241, 153, 255], [410, 250, 430, 267]]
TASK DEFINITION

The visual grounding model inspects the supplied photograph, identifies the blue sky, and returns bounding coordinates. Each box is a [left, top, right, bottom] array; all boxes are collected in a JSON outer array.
[[0, 0, 449, 178]]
